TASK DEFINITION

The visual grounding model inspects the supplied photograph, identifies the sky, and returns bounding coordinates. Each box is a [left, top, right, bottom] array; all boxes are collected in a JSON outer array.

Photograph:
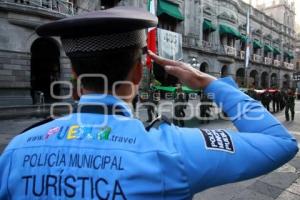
[[243, 0, 300, 31]]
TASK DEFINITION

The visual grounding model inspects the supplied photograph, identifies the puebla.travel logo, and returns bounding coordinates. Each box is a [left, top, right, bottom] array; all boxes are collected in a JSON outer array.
[[44, 125, 136, 145], [45, 125, 111, 141]]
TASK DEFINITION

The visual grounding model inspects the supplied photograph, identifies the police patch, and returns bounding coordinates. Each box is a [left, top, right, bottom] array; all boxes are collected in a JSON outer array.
[[200, 129, 235, 153]]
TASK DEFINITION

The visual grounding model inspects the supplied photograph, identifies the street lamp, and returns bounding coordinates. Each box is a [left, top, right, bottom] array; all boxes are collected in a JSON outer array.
[[191, 57, 200, 69]]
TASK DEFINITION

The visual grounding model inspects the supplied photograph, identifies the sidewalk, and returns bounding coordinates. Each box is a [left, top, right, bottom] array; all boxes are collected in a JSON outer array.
[[192, 102, 300, 200], [193, 152, 300, 200]]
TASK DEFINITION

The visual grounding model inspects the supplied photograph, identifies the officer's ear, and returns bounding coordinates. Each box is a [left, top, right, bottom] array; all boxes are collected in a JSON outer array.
[[131, 60, 143, 85], [71, 67, 78, 78]]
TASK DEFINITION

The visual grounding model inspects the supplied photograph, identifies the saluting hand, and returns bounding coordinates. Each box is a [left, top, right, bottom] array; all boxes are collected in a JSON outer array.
[[148, 51, 217, 89]]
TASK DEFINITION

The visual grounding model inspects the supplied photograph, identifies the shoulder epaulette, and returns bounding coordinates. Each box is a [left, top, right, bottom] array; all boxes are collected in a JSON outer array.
[[21, 117, 54, 134], [145, 115, 172, 131]]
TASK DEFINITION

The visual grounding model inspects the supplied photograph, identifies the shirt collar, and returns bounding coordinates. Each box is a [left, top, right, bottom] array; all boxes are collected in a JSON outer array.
[[78, 94, 133, 118]]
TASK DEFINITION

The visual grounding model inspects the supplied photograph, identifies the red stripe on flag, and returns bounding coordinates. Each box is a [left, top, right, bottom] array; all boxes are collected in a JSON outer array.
[[146, 28, 157, 69]]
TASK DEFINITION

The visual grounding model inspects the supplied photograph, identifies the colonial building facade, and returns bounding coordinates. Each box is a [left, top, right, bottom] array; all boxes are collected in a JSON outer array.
[[0, 0, 297, 106], [296, 33, 300, 72]]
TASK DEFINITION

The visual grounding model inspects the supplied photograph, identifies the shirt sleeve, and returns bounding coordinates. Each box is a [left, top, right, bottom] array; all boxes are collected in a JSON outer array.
[[174, 78, 298, 194], [0, 150, 13, 199]]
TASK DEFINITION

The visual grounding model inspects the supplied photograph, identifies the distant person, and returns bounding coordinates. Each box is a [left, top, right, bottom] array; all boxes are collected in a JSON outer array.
[[285, 89, 296, 121], [279, 90, 286, 111], [272, 90, 280, 113], [174, 85, 186, 127], [200, 94, 212, 124], [145, 83, 159, 122], [261, 91, 271, 111], [132, 94, 139, 112]]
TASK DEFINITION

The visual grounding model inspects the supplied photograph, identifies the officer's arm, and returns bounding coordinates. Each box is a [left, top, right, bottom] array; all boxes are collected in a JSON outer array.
[[0, 150, 13, 199], [148, 51, 298, 193], [173, 79, 298, 194]]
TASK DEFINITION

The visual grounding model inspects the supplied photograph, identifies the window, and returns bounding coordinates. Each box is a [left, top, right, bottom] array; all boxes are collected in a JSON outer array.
[[203, 31, 210, 42], [158, 15, 177, 32], [220, 36, 235, 47]]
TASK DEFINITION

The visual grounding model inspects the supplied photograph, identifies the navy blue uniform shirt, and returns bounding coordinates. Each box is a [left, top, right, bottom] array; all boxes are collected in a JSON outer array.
[[0, 78, 298, 199]]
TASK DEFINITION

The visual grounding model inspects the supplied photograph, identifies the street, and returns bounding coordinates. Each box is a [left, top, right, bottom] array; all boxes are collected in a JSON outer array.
[[0, 101, 300, 200]]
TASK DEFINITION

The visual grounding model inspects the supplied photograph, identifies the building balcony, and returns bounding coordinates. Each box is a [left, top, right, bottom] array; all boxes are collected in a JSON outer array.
[[0, 0, 74, 16], [224, 45, 236, 57], [274, 60, 281, 67], [182, 36, 218, 52], [202, 40, 212, 49], [284, 62, 294, 70], [264, 57, 272, 65], [182, 35, 201, 48], [240, 51, 245, 60], [253, 54, 262, 63]]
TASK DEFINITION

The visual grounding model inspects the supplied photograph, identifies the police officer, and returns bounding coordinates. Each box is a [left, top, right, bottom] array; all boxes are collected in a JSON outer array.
[[200, 93, 212, 124], [145, 83, 159, 122], [173, 85, 186, 127], [285, 88, 296, 121], [261, 91, 271, 111], [280, 90, 286, 111], [0, 7, 298, 200], [275, 90, 281, 113]]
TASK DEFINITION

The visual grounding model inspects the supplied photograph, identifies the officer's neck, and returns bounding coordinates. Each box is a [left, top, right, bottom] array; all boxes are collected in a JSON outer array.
[[81, 85, 135, 103]]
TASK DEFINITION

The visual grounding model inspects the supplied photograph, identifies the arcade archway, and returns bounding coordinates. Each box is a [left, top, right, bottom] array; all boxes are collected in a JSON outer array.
[[270, 73, 278, 88], [249, 70, 258, 88], [261, 72, 269, 89], [282, 74, 291, 89], [236, 68, 245, 87], [31, 38, 60, 104], [221, 65, 229, 77], [200, 62, 209, 73]]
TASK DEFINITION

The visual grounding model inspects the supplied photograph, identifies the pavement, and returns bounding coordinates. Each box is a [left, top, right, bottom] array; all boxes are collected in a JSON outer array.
[[0, 101, 300, 200]]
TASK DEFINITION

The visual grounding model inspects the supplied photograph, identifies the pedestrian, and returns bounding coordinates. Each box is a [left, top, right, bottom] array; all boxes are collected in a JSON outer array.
[[261, 91, 271, 111], [174, 85, 186, 127], [132, 94, 139, 112], [200, 94, 212, 124], [272, 90, 280, 113], [285, 88, 296, 121], [279, 90, 286, 111], [0, 7, 298, 199], [145, 83, 159, 122]]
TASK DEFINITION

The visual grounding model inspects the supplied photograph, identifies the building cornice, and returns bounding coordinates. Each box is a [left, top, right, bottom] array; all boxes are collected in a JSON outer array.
[[0, 2, 67, 20]]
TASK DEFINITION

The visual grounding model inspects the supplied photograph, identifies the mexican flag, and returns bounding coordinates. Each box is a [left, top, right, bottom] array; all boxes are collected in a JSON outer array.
[[146, 0, 157, 68]]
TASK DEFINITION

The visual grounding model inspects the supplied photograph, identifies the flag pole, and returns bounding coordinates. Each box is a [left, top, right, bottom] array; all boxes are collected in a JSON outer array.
[[244, 0, 252, 88]]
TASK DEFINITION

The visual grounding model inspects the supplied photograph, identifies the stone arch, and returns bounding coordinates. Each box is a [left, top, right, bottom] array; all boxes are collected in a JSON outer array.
[[236, 68, 245, 87], [249, 70, 259, 88], [261, 71, 269, 88], [30, 37, 61, 103], [282, 74, 291, 89], [200, 62, 209, 73], [26, 34, 63, 54], [270, 73, 279, 88], [221, 65, 229, 77]]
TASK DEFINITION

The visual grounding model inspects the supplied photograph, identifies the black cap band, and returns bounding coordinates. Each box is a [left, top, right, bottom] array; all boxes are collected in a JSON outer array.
[[62, 29, 147, 53]]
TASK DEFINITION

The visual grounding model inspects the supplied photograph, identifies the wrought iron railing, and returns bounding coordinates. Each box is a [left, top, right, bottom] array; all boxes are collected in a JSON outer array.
[[274, 60, 281, 67], [240, 51, 245, 59], [253, 54, 262, 63], [202, 40, 212, 49], [284, 62, 294, 70], [224, 45, 236, 57], [0, 0, 74, 16], [264, 57, 272, 65], [284, 62, 289, 68]]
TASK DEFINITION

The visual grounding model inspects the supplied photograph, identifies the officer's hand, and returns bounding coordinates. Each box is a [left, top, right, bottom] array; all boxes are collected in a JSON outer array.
[[148, 51, 217, 89]]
